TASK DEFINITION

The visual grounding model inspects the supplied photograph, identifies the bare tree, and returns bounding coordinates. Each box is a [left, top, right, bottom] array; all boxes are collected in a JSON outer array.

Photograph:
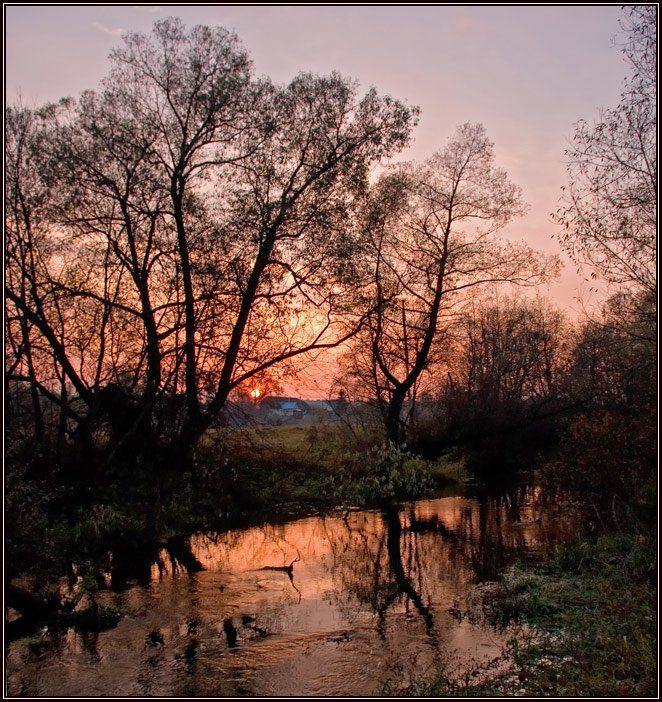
[[6, 106, 50, 446], [568, 292, 656, 414], [187, 71, 417, 450], [339, 123, 558, 445], [554, 6, 656, 298]]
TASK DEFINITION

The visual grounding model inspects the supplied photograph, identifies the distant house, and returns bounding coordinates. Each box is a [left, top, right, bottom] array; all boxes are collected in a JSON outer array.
[[257, 396, 310, 423], [275, 400, 306, 417]]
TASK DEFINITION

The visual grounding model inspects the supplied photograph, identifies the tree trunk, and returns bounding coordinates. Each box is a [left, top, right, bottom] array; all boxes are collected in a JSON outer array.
[[386, 387, 407, 445]]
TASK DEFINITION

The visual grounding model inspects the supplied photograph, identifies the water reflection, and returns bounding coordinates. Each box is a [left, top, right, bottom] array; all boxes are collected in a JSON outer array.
[[6, 483, 584, 697]]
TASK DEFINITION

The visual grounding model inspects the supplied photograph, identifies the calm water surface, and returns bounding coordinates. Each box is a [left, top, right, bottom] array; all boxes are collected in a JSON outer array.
[[6, 483, 584, 697]]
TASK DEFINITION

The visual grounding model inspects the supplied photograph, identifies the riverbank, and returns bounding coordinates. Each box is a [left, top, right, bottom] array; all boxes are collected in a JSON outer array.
[[413, 530, 657, 697], [10, 425, 656, 698]]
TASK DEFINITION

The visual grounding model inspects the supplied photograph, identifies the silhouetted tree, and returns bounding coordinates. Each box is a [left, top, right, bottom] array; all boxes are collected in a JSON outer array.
[[554, 5, 656, 298], [440, 295, 570, 442], [5, 18, 418, 464], [339, 123, 557, 444]]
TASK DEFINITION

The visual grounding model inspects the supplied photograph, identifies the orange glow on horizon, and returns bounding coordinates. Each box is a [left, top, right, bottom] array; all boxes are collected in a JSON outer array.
[[250, 387, 261, 399]]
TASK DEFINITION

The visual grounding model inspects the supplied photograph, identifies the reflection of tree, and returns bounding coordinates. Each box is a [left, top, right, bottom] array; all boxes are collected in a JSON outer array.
[[322, 509, 440, 640], [378, 508, 433, 631], [110, 534, 204, 589], [409, 484, 581, 581], [108, 484, 581, 599], [320, 512, 390, 618], [7, 485, 589, 698]]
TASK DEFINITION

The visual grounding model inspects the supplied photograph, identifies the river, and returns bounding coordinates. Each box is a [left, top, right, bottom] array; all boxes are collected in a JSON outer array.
[[6, 481, 584, 696]]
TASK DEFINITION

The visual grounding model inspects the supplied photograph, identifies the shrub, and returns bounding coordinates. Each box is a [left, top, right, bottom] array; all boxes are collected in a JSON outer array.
[[338, 443, 435, 504]]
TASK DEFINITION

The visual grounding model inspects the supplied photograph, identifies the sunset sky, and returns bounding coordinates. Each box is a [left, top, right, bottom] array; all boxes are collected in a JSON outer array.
[[6, 5, 630, 397]]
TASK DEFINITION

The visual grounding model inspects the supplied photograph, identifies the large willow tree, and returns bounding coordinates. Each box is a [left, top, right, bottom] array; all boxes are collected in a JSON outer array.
[[5, 18, 418, 462]]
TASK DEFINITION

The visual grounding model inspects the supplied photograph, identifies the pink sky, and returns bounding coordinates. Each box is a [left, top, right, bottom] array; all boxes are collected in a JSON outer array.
[[6, 5, 629, 397]]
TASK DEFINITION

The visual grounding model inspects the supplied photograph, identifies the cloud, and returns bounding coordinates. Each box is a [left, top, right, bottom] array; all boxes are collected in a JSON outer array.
[[92, 22, 125, 38]]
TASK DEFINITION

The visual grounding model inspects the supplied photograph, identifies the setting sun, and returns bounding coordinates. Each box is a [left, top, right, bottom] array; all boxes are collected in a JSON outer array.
[[250, 388, 261, 399]]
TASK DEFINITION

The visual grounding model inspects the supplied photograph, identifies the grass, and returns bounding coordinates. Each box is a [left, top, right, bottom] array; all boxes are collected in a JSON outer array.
[[428, 450, 468, 485], [200, 422, 468, 507], [207, 423, 380, 467]]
